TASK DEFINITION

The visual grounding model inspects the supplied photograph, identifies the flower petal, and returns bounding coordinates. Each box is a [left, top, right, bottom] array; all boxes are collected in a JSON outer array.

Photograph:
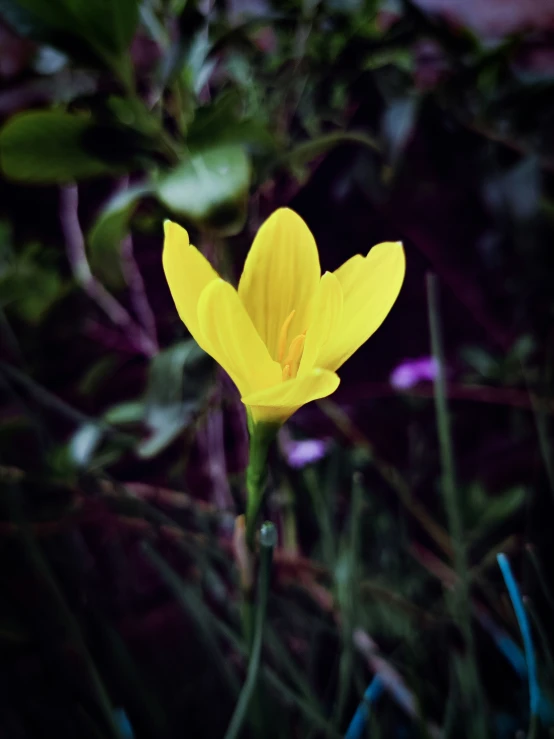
[[197, 278, 281, 398], [162, 221, 219, 349], [318, 242, 405, 371], [333, 253, 366, 294], [298, 271, 343, 377], [243, 368, 340, 425], [238, 208, 321, 360]]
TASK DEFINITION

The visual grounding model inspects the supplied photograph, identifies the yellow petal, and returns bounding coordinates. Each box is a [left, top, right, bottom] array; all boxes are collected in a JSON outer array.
[[243, 368, 340, 425], [333, 254, 365, 294], [197, 278, 281, 398], [162, 221, 219, 348], [318, 242, 405, 371], [298, 271, 343, 377], [238, 208, 321, 360]]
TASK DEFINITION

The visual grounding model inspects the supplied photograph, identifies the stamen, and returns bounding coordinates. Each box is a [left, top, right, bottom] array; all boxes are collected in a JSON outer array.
[[282, 363, 291, 381], [283, 332, 306, 378], [278, 309, 296, 362]]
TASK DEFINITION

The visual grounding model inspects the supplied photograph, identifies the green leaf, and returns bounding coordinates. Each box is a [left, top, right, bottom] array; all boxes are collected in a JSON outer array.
[[284, 131, 379, 181], [460, 345, 499, 379], [69, 423, 103, 467], [156, 145, 251, 235], [479, 486, 526, 529], [0, 0, 139, 73], [107, 95, 162, 137], [0, 242, 64, 323], [103, 401, 145, 425], [78, 356, 119, 396], [0, 111, 122, 183], [88, 182, 152, 289], [187, 92, 276, 156], [364, 48, 414, 73], [102, 341, 213, 455], [139, 340, 213, 458], [467, 483, 526, 542]]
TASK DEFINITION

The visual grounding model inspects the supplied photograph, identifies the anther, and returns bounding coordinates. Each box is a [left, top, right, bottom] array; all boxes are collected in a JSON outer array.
[[278, 309, 296, 362], [283, 333, 306, 378]]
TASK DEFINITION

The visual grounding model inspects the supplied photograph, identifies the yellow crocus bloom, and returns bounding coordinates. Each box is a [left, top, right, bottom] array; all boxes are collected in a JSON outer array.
[[163, 208, 405, 426]]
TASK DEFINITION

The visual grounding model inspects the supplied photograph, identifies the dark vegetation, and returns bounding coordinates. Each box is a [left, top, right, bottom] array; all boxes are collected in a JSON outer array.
[[1, 0, 554, 737]]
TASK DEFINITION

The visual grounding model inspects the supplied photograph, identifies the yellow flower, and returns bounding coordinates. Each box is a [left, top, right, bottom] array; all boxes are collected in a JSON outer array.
[[163, 208, 405, 425]]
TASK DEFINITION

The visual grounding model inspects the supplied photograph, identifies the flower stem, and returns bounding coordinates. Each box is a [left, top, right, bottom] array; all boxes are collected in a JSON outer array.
[[225, 522, 276, 739], [237, 422, 278, 652], [244, 423, 278, 552]]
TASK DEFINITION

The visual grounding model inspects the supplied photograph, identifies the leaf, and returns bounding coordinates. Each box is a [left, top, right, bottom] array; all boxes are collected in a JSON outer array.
[[78, 356, 119, 396], [465, 482, 526, 539], [284, 131, 379, 181], [88, 182, 152, 289], [478, 487, 526, 530], [460, 345, 499, 379], [382, 96, 419, 167], [156, 145, 251, 236], [364, 48, 414, 73], [187, 92, 276, 156], [483, 156, 541, 222], [0, 111, 123, 183], [73, 0, 139, 57], [107, 96, 162, 137], [0, 0, 139, 72], [69, 423, 103, 467], [509, 334, 535, 363], [103, 401, 145, 425], [0, 242, 64, 323], [181, 27, 216, 96], [138, 340, 213, 458], [467, 485, 527, 542], [101, 342, 213, 457]]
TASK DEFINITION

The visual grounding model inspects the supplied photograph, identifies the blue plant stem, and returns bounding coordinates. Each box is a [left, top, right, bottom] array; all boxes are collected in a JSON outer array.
[[497, 553, 540, 737], [225, 522, 276, 739], [344, 676, 384, 739], [426, 273, 487, 737]]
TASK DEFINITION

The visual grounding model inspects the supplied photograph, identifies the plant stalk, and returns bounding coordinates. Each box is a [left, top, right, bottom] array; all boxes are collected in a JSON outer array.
[[426, 273, 488, 738]]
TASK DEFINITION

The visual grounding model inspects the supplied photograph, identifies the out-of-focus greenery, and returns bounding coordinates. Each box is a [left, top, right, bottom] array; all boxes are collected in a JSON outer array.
[[1, 0, 554, 737]]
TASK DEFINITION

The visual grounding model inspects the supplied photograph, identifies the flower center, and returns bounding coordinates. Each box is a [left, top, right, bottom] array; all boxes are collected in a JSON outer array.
[[278, 309, 306, 380]]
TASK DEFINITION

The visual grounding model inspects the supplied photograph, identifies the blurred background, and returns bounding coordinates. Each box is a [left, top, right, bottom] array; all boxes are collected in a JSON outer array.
[[1, 0, 554, 737]]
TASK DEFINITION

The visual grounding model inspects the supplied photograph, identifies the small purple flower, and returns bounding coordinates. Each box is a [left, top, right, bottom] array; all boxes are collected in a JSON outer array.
[[285, 439, 329, 468], [279, 428, 329, 468], [390, 356, 439, 390]]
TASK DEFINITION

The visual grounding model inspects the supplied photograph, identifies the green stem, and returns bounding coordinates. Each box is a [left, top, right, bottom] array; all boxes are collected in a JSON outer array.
[[240, 422, 277, 651], [245, 423, 278, 552], [224, 522, 276, 739], [426, 274, 488, 738]]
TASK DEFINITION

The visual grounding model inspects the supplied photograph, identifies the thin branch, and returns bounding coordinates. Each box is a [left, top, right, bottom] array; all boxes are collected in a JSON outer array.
[[60, 184, 156, 357], [121, 233, 159, 350], [116, 177, 159, 351]]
